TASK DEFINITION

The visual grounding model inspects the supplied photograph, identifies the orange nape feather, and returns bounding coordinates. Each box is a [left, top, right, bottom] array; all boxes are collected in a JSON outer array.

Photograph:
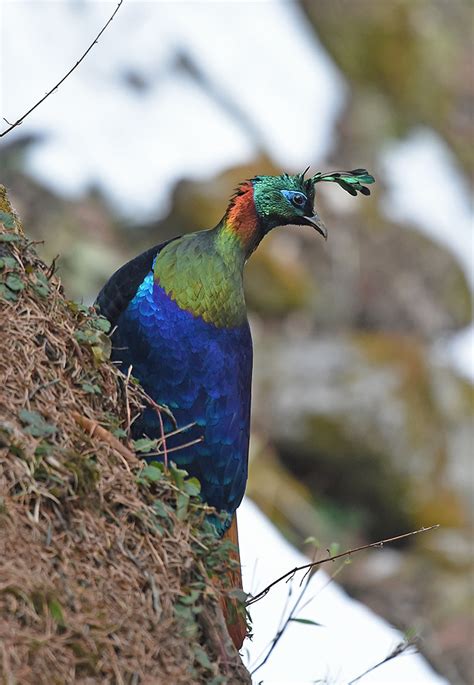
[[224, 181, 261, 254]]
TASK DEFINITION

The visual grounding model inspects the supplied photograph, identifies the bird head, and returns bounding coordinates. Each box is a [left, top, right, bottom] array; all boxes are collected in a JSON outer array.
[[251, 168, 375, 239]]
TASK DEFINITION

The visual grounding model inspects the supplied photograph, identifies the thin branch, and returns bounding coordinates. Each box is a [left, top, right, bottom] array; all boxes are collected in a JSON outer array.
[[124, 364, 133, 435], [246, 525, 439, 607], [251, 553, 321, 676], [251, 555, 350, 675], [347, 637, 419, 685], [157, 435, 204, 456], [0, 0, 124, 138], [28, 377, 60, 401], [134, 381, 178, 430], [158, 422, 197, 440], [155, 401, 169, 470], [249, 582, 294, 672]]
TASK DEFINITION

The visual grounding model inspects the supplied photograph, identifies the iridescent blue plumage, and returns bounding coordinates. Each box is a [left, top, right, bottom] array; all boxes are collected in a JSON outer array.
[[113, 268, 252, 524]]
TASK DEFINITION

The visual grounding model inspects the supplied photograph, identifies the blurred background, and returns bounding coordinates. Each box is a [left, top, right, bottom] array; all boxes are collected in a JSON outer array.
[[1, 1, 473, 683]]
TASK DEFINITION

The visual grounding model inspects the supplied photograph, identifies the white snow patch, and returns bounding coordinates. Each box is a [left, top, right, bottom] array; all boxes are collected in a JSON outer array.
[[239, 498, 448, 685]]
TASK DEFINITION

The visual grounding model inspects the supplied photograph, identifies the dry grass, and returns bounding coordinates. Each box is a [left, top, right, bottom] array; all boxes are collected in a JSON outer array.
[[0, 186, 250, 685]]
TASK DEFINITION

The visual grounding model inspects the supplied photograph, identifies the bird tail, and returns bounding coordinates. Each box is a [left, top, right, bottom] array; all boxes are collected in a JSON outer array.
[[220, 514, 247, 650]]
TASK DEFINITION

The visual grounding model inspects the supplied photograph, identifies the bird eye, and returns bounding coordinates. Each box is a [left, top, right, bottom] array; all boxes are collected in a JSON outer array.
[[281, 189, 307, 208], [292, 193, 305, 206]]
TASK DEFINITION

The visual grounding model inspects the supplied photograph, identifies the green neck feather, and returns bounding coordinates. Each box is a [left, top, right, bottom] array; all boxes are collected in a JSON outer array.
[[153, 221, 248, 328]]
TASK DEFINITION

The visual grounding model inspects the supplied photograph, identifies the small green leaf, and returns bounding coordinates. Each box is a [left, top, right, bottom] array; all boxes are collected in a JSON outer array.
[[67, 301, 89, 314], [5, 273, 24, 291], [404, 627, 418, 641], [184, 477, 201, 497], [48, 598, 65, 626], [194, 646, 212, 670], [35, 441, 53, 457], [33, 282, 49, 298], [174, 603, 194, 622], [169, 463, 188, 489], [0, 256, 18, 270], [289, 617, 323, 627], [19, 409, 57, 438], [111, 427, 127, 438], [149, 460, 164, 471], [140, 464, 163, 482], [180, 589, 200, 605], [91, 341, 111, 363], [81, 382, 102, 395], [133, 438, 159, 453], [208, 677, 226, 685], [35, 271, 49, 284], [91, 316, 111, 333], [0, 283, 17, 301], [152, 499, 171, 518], [176, 492, 190, 520], [32, 273, 50, 298], [74, 329, 100, 345]]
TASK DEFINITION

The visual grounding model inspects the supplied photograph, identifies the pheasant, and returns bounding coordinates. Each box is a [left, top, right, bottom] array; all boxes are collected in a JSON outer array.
[[95, 168, 374, 647]]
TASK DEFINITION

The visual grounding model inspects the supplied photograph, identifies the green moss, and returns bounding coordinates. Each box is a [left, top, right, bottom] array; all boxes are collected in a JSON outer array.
[[64, 452, 100, 495]]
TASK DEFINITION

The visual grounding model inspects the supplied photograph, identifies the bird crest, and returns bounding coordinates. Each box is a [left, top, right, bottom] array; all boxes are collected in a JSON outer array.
[[295, 166, 375, 198], [310, 168, 375, 196]]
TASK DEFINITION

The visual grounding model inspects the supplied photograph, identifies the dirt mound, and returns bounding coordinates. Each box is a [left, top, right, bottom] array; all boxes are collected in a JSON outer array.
[[0, 186, 249, 684]]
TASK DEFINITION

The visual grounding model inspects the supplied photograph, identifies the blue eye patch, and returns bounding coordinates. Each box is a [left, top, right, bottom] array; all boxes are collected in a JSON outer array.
[[281, 190, 307, 208]]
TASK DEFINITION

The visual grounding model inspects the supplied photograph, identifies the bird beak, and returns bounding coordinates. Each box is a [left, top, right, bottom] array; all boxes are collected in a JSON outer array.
[[303, 212, 328, 240]]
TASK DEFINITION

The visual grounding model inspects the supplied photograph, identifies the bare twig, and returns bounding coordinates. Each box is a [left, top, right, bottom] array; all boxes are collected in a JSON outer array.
[[28, 377, 60, 401], [158, 422, 197, 440], [250, 544, 329, 675], [140, 388, 178, 430], [156, 403, 168, 470], [251, 565, 317, 675], [1, 1, 124, 138], [45, 254, 60, 279], [145, 435, 204, 458], [124, 364, 133, 435], [347, 637, 419, 684], [246, 525, 439, 607]]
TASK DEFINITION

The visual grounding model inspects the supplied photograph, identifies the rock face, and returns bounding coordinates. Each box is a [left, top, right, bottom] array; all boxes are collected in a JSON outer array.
[[253, 332, 473, 538]]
